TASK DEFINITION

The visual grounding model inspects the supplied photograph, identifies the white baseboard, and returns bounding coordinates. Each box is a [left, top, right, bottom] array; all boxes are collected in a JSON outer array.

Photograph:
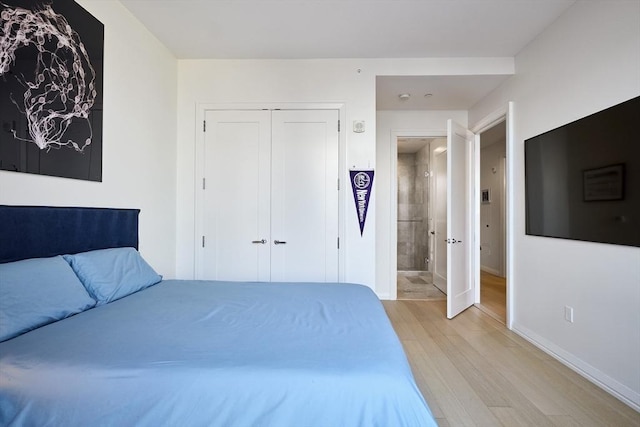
[[512, 323, 640, 411], [377, 292, 391, 300], [480, 265, 502, 276]]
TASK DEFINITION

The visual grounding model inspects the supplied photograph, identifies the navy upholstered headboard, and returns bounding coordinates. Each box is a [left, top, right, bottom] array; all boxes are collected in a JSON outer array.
[[0, 205, 140, 264]]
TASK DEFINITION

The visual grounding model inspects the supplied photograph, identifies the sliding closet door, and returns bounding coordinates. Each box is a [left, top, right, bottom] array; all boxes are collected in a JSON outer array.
[[202, 110, 271, 281], [271, 110, 339, 282]]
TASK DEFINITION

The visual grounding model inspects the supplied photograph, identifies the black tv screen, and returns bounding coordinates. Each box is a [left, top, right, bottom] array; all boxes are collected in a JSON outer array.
[[525, 96, 639, 247]]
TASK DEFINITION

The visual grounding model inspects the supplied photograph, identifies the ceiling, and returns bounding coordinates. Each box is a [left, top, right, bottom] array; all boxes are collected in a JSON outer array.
[[397, 137, 437, 154], [118, 0, 576, 110], [397, 118, 505, 153], [376, 75, 512, 111], [479, 120, 506, 147]]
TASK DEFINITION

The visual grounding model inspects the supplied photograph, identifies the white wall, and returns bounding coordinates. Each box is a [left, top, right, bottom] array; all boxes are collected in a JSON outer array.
[[0, 1, 178, 278], [176, 58, 513, 293], [470, 0, 640, 408], [480, 140, 505, 275], [176, 59, 374, 289]]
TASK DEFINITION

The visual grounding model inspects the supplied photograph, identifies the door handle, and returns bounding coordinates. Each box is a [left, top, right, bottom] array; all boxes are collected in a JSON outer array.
[[274, 240, 287, 245], [252, 239, 267, 244]]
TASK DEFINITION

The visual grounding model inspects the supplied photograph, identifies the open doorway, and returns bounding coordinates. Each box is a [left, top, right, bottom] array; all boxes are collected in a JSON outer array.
[[476, 120, 507, 323], [377, 76, 514, 321], [396, 137, 446, 301]]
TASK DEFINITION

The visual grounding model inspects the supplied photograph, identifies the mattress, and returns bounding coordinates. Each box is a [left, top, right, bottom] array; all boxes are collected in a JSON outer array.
[[0, 280, 436, 426]]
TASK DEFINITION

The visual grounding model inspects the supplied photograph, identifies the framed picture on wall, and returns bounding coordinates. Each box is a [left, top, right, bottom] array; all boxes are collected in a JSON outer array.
[[583, 164, 624, 201], [0, 0, 104, 182], [481, 188, 491, 204]]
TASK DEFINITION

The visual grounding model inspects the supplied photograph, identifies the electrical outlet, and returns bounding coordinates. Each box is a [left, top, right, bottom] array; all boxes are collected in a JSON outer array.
[[564, 306, 574, 323]]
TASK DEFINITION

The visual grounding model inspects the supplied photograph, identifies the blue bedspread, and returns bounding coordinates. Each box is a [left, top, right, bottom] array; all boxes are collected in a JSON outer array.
[[0, 281, 436, 426]]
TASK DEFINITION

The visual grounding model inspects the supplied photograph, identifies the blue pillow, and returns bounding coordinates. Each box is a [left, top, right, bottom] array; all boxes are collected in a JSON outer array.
[[0, 256, 96, 342], [63, 247, 162, 305]]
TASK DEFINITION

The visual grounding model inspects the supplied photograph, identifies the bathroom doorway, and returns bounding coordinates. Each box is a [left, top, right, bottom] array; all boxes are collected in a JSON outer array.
[[396, 137, 446, 300]]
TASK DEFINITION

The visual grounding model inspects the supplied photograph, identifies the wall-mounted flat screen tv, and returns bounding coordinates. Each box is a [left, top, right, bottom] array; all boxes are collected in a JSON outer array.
[[525, 96, 639, 247]]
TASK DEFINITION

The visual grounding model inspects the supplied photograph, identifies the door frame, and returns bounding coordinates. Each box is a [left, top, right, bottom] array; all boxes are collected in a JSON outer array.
[[431, 137, 448, 294], [389, 103, 514, 327], [470, 102, 514, 329], [194, 102, 347, 282], [390, 129, 446, 300]]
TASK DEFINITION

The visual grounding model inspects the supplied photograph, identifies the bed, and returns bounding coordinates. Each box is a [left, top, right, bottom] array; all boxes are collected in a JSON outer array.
[[0, 205, 437, 426]]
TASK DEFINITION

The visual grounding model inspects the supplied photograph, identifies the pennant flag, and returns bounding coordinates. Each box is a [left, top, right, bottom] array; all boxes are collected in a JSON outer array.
[[350, 170, 374, 236]]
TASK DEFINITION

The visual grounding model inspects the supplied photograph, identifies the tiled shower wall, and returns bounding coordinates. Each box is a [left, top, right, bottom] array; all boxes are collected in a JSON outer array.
[[397, 144, 430, 271]]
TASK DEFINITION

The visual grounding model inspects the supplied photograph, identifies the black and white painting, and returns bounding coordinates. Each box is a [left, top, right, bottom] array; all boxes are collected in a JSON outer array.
[[0, 0, 103, 181]]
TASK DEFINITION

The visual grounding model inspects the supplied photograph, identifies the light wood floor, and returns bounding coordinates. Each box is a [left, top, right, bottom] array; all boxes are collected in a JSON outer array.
[[478, 270, 507, 324], [383, 300, 639, 427]]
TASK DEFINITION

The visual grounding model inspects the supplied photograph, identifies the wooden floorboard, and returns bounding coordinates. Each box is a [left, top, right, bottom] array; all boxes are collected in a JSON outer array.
[[478, 270, 506, 323], [383, 300, 640, 427]]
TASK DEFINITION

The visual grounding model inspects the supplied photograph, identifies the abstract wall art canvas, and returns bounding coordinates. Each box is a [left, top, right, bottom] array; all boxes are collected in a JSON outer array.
[[0, 0, 103, 181]]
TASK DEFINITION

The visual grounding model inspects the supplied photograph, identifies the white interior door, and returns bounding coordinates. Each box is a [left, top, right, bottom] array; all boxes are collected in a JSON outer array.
[[202, 110, 271, 281], [446, 119, 476, 318], [432, 139, 448, 293], [271, 110, 339, 282]]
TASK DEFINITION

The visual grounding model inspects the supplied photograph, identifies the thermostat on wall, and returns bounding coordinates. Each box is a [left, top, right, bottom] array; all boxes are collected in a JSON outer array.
[[353, 120, 365, 133]]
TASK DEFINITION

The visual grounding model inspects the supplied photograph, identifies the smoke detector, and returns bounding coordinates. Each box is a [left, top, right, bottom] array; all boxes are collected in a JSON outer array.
[[398, 93, 411, 101]]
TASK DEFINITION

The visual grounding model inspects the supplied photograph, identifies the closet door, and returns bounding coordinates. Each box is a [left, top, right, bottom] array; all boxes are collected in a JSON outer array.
[[271, 110, 340, 282], [202, 110, 271, 281]]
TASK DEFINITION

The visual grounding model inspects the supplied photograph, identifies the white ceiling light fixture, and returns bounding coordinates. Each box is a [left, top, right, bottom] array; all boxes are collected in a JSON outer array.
[[398, 93, 411, 101], [424, 93, 433, 98]]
